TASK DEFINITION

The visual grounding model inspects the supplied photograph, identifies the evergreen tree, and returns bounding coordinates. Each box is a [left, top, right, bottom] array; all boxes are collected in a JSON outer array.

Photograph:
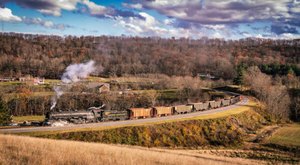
[[0, 96, 11, 125], [233, 63, 247, 85]]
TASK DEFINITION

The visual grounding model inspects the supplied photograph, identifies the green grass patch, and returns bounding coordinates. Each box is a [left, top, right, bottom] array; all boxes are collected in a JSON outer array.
[[32, 92, 54, 97], [44, 79, 60, 83], [13, 115, 45, 123], [86, 76, 109, 82], [158, 89, 178, 100], [268, 123, 300, 147], [0, 81, 22, 86]]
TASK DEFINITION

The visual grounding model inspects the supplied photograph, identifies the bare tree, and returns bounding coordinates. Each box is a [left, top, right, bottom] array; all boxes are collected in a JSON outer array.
[[143, 90, 160, 106], [244, 66, 290, 120]]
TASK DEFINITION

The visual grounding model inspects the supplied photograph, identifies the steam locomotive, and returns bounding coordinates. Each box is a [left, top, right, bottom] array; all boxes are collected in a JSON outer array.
[[45, 95, 242, 125]]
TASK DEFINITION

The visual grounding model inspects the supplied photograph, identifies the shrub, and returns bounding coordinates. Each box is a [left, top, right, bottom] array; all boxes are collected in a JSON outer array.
[[0, 96, 11, 125]]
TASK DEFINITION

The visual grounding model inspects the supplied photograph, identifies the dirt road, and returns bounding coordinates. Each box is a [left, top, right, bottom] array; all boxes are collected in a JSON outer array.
[[0, 98, 248, 134]]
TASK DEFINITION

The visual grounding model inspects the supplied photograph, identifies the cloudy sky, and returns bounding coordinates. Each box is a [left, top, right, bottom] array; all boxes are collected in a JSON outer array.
[[0, 0, 299, 39]]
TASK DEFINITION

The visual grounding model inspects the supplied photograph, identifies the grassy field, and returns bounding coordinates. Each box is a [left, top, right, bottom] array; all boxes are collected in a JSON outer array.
[[0, 134, 264, 165], [0, 81, 22, 86], [268, 123, 300, 147], [12, 115, 45, 123]]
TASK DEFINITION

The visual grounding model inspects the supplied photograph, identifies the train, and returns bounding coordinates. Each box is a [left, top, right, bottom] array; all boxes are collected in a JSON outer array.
[[45, 95, 242, 125]]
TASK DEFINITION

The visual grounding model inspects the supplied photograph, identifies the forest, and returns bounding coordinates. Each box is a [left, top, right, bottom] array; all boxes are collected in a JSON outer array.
[[0, 32, 299, 79]]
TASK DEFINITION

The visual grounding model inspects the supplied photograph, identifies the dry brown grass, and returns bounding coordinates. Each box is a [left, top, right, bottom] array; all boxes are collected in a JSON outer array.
[[0, 134, 263, 165]]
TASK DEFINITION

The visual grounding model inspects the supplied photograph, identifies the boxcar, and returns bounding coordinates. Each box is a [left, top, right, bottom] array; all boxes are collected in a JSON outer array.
[[128, 108, 152, 119], [152, 106, 173, 117], [189, 102, 209, 111], [101, 110, 129, 121], [221, 99, 230, 106], [173, 105, 193, 114]]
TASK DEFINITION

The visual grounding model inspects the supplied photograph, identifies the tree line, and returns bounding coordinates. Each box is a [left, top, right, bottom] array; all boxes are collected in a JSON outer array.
[[0, 32, 299, 79]]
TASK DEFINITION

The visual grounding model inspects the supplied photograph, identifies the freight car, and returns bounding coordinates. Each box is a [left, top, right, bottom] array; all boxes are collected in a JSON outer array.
[[173, 105, 193, 114], [100, 110, 129, 121], [45, 94, 243, 125], [209, 100, 222, 109], [152, 106, 173, 117], [230, 96, 241, 104], [128, 108, 152, 119], [188, 102, 209, 111], [221, 99, 231, 106]]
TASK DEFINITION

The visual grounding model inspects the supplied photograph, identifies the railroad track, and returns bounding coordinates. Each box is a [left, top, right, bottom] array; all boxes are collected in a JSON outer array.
[[0, 97, 249, 134]]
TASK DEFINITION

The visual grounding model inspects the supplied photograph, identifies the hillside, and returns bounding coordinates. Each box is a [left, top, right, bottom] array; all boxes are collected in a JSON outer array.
[[265, 123, 300, 155], [36, 109, 266, 147], [0, 33, 299, 79], [0, 134, 264, 165]]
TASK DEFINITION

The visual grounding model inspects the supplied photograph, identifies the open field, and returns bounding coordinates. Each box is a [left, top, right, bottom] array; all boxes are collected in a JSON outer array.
[[0, 81, 22, 86], [267, 123, 300, 147], [0, 134, 264, 165], [12, 115, 45, 123]]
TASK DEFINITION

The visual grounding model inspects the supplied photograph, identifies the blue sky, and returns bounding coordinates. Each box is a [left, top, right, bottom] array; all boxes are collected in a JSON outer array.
[[0, 0, 299, 39]]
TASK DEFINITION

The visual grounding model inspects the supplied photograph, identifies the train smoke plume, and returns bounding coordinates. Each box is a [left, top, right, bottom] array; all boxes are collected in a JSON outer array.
[[50, 86, 64, 110], [50, 60, 96, 110], [61, 60, 95, 83]]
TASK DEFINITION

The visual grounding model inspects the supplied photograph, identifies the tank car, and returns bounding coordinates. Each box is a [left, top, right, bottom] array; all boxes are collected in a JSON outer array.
[[100, 110, 129, 121]]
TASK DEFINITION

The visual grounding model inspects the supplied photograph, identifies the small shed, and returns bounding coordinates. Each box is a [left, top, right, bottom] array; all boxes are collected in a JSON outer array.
[[99, 83, 110, 93], [86, 82, 110, 93]]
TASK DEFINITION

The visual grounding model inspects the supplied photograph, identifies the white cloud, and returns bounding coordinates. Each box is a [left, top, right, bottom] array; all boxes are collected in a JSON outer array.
[[36, 0, 80, 16], [116, 12, 167, 36], [202, 25, 226, 30], [0, 7, 22, 22], [122, 3, 143, 10], [115, 12, 227, 39], [278, 33, 300, 39], [81, 0, 108, 15], [210, 32, 223, 39], [2, 0, 109, 17], [38, 9, 62, 17], [241, 31, 300, 40], [136, 0, 298, 24], [163, 18, 175, 25], [23, 17, 70, 30]]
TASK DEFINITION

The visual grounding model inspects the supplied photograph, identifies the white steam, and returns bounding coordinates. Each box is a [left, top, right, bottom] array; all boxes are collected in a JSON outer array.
[[61, 60, 96, 83], [50, 86, 64, 110], [50, 60, 96, 110]]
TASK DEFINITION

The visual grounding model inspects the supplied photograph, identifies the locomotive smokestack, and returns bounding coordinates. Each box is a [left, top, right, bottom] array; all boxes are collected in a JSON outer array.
[[50, 60, 96, 110]]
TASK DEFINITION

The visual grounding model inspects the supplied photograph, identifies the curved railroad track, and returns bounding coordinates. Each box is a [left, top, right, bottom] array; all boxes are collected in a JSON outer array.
[[0, 97, 249, 134]]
